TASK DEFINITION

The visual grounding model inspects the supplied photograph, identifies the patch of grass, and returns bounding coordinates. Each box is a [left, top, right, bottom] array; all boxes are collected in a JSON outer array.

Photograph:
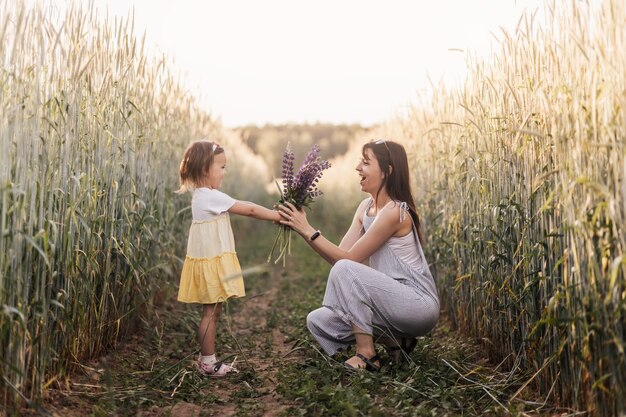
[[38, 225, 559, 417]]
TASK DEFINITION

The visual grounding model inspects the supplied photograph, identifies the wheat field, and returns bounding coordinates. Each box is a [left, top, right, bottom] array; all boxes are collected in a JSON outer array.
[[0, 1, 268, 413], [379, 0, 624, 415], [1, 0, 625, 416]]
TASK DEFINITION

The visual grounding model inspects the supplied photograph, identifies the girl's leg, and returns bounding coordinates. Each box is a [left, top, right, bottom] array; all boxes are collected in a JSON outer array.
[[198, 302, 222, 356], [195, 302, 238, 376]]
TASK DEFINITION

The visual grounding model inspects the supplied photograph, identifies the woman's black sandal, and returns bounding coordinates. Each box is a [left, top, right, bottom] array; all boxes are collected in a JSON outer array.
[[344, 353, 381, 372], [384, 337, 417, 364]]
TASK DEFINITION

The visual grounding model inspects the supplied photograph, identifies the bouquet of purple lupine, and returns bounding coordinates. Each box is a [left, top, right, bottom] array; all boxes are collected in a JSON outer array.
[[268, 142, 331, 266]]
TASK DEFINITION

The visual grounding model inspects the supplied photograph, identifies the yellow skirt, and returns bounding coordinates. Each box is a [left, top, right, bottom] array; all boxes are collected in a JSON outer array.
[[177, 252, 245, 304]]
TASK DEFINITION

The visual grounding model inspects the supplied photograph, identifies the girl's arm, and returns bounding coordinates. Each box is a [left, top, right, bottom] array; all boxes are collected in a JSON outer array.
[[278, 201, 401, 265], [277, 198, 367, 265], [229, 201, 281, 222]]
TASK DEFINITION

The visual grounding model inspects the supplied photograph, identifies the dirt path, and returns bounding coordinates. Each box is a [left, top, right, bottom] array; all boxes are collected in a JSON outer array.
[[207, 285, 296, 417], [38, 265, 301, 417]]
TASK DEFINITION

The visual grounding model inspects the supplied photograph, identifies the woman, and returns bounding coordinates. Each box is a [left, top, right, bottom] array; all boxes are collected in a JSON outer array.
[[278, 139, 439, 371]]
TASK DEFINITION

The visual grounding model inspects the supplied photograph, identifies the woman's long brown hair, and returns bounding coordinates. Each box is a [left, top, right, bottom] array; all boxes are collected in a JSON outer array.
[[362, 140, 424, 244]]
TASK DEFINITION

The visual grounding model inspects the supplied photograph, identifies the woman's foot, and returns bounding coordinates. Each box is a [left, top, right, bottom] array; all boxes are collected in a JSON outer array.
[[344, 352, 381, 372], [379, 337, 417, 364]]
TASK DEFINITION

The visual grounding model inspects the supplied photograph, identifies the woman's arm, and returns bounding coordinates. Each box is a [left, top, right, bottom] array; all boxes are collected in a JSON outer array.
[[278, 201, 402, 265], [338, 198, 369, 250], [229, 201, 282, 222], [300, 199, 368, 264]]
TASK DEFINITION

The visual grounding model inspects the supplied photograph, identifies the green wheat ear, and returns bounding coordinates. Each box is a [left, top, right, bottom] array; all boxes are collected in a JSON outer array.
[[274, 177, 284, 199]]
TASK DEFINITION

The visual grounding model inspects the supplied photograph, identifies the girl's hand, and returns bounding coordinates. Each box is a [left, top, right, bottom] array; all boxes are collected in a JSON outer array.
[[278, 202, 311, 236], [271, 205, 282, 224]]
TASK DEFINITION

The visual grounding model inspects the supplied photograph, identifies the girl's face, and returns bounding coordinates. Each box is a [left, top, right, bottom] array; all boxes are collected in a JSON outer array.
[[356, 148, 385, 194], [206, 152, 227, 189]]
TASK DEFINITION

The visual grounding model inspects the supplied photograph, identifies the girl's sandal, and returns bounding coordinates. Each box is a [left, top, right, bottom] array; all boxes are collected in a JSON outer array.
[[344, 353, 381, 372], [197, 360, 239, 377]]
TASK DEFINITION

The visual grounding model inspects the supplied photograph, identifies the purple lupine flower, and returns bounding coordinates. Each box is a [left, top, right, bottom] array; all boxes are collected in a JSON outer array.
[[281, 142, 295, 192], [292, 161, 325, 207], [269, 142, 331, 266], [301, 144, 320, 167]]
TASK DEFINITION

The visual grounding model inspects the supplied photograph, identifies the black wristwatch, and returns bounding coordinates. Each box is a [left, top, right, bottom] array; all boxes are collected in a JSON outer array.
[[310, 230, 321, 241]]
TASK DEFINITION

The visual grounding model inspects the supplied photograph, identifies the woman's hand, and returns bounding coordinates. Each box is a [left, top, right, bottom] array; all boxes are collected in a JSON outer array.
[[278, 202, 314, 237]]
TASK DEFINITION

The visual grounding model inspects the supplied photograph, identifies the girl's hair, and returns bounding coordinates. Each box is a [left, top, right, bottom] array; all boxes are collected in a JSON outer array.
[[177, 140, 224, 193], [362, 140, 424, 244]]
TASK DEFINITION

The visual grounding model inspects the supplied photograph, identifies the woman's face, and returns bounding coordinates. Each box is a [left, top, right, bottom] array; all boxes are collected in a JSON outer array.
[[206, 152, 227, 189], [356, 148, 385, 194]]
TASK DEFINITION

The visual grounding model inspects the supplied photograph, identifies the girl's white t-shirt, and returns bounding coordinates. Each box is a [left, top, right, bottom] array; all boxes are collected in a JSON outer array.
[[191, 188, 236, 221]]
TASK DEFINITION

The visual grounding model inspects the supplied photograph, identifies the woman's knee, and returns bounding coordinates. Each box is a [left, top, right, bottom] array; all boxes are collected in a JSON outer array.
[[329, 259, 358, 282], [306, 308, 324, 332]]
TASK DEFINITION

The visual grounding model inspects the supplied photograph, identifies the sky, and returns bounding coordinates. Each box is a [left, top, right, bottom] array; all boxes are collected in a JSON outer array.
[[88, 0, 545, 128]]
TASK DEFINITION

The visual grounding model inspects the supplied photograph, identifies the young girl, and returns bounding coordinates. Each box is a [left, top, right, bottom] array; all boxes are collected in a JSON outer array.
[[177, 140, 281, 376]]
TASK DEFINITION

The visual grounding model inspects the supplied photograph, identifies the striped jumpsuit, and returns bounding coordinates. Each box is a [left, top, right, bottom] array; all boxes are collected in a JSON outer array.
[[306, 200, 440, 355]]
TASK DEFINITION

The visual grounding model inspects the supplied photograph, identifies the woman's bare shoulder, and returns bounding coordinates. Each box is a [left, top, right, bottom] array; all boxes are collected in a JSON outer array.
[[378, 201, 413, 235], [357, 197, 371, 209], [378, 201, 408, 223], [355, 197, 371, 217]]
